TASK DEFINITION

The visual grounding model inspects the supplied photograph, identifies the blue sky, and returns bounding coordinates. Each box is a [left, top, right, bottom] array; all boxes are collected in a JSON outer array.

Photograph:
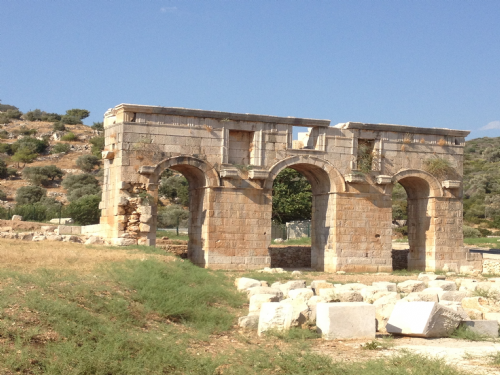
[[1, 1, 499, 140]]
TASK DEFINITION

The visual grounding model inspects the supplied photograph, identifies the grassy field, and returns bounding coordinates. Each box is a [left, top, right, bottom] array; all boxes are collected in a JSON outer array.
[[464, 237, 500, 248], [0, 238, 475, 374], [156, 230, 189, 241]]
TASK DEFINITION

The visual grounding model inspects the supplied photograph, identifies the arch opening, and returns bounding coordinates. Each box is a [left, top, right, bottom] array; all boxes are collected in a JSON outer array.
[[270, 162, 334, 271]]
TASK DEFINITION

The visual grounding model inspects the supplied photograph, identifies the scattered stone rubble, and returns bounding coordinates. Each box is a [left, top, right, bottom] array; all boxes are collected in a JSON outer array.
[[236, 271, 500, 339], [0, 225, 105, 245]]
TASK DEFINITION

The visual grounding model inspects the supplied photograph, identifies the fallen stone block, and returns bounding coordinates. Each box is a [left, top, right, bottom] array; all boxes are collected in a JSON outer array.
[[247, 286, 283, 300], [236, 277, 261, 291], [32, 235, 46, 242], [85, 236, 104, 245], [18, 233, 33, 241], [258, 302, 293, 336], [310, 280, 327, 289], [372, 281, 397, 292], [62, 235, 82, 243], [316, 302, 376, 340], [374, 293, 400, 332], [291, 270, 302, 276], [238, 315, 259, 329], [428, 280, 457, 291], [249, 294, 279, 316], [438, 301, 470, 320], [438, 291, 467, 302], [461, 297, 491, 314], [397, 280, 425, 293], [319, 289, 363, 302], [461, 320, 499, 338], [50, 218, 73, 225], [280, 298, 310, 326], [278, 280, 306, 298], [342, 283, 367, 291], [312, 281, 333, 295], [46, 234, 63, 242], [288, 288, 314, 302], [41, 225, 56, 233], [463, 308, 483, 320], [11, 215, 22, 221], [307, 295, 326, 323], [418, 273, 446, 283], [386, 302, 462, 337], [361, 287, 391, 303], [403, 292, 438, 303], [112, 238, 137, 246]]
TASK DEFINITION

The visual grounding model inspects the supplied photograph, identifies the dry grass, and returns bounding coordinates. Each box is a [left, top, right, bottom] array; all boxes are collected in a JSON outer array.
[[0, 238, 172, 273]]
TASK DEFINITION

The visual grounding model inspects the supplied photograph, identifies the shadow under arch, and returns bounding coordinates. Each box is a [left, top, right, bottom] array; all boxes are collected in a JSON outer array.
[[391, 169, 442, 271], [148, 156, 220, 266], [265, 156, 345, 271]]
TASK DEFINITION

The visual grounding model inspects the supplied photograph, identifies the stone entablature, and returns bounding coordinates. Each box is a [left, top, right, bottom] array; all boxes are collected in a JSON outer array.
[[98, 103, 479, 273]]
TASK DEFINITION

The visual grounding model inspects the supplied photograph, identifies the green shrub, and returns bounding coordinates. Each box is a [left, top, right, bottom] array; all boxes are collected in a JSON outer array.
[[65, 108, 90, 120], [0, 159, 7, 178], [159, 174, 189, 206], [11, 148, 38, 165], [0, 143, 11, 154], [11, 137, 48, 154], [61, 132, 77, 142], [62, 173, 101, 202], [24, 109, 43, 121], [40, 112, 61, 122], [90, 135, 104, 156], [0, 189, 6, 200], [76, 154, 100, 172], [6, 168, 17, 178], [91, 121, 104, 131], [60, 115, 81, 125], [22, 165, 64, 185], [423, 156, 454, 179], [15, 185, 47, 205], [463, 225, 481, 238], [14, 125, 37, 136], [65, 194, 101, 225], [51, 143, 71, 154], [52, 121, 66, 131], [478, 228, 493, 237], [0, 103, 19, 112], [0, 130, 8, 139]]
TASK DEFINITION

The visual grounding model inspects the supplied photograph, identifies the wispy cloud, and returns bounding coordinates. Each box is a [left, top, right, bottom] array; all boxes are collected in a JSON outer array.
[[160, 6, 178, 13], [480, 120, 500, 130]]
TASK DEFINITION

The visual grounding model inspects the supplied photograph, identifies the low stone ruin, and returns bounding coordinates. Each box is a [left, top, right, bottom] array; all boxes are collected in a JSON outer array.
[[236, 271, 500, 339]]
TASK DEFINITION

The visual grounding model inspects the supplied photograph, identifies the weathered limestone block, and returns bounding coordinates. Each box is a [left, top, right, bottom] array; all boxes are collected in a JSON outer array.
[[50, 218, 73, 224], [417, 273, 446, 283], [342, 283, 367, 291], [41, 225, 56, 233], [46, 234, 63, 241], [316, 302, 376, 340], [249, 294, 279, 316], [319, 288, 363, 303], [461, 297, 491, 314], [463, 308, 483, 320], [236, 277, 261, 291], [63, 235, 82, 243], [386, 302, 463, 337], [238, 315, 259, 329], [85, 236, 104, 245], [278, 280, 306, 298], [361, 286, 389, 303], [312, 281, 333, 295], [310, 280, 327, 289], [307, 295, 326, 323], [372, 281, 397, 292], [258, 302, 293, 336], [438, 291, 467, 302], [112, 238, 137, 246], [403, 292, 439, 303], [18, 233, 33, 241], [397, 280, 425, 293], [11, 215, 22, 221], [280, 298, 310, 326], [428, 280, 457, 291], [139, 223, 151, 232], [32, 235, 46, 242], [373, 293, 400, 332], [461, 320, 499, 338], [288, 288, 314, 302], [247, 286, 283, 300], [438, 301, 470, 320]]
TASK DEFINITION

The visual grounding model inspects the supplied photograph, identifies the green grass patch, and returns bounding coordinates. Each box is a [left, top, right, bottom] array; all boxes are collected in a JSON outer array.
[[391, 269, 420, 276], [450, 324, 491, 341], [464, 237, 500, 248], [271, 237, 311, 245]]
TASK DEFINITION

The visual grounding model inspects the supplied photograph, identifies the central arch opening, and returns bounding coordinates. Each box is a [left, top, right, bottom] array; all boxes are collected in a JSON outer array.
[[270, 163, 331, 270]]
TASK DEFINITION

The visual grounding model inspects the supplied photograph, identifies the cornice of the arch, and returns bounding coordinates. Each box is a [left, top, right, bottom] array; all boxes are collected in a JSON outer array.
[[392, 168, 443, 197], [264, 155, 346, 192], [150, 155, 220, 187]]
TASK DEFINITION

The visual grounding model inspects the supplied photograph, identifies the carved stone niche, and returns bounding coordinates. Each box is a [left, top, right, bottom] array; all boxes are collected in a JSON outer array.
[[248, 170, 269, 180], [442, 180, 460, 189], [375, 175, 392, 185], [345, 173, 365, 183]]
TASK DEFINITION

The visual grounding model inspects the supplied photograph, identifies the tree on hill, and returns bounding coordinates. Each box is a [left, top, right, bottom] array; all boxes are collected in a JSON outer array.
[[90, 136, 104, 157], [76, 155, 100, 172], [91, 122, 104, 132], [11, 148, 38, 167], [22, 165, 64, 186], [61, 108, 90, 125], [62, 173, 101, 202], [16, 185, 47, 205]]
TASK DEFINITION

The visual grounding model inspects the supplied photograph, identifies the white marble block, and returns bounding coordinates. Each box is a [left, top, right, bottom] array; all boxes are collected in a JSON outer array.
[[386, 302, 462, 337], [316, 302, 376, 340], [258, 302, 293, 336]]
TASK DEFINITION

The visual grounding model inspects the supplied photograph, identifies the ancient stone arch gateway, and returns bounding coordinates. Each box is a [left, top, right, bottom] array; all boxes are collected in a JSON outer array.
[[97, 104, 481, 272]]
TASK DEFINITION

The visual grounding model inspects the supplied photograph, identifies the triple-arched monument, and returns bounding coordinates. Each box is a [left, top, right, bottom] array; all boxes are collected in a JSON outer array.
[[96, 104, 481, 272]]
